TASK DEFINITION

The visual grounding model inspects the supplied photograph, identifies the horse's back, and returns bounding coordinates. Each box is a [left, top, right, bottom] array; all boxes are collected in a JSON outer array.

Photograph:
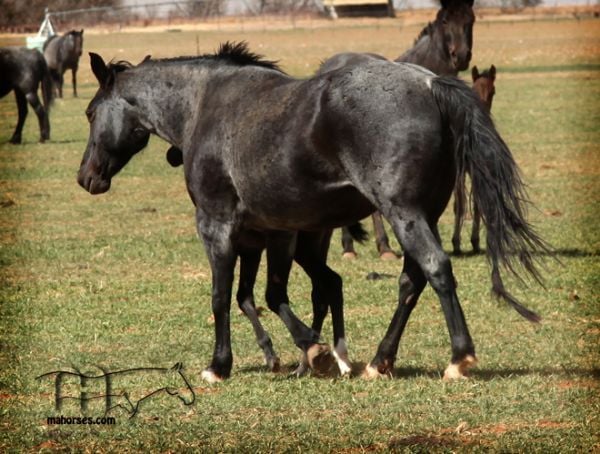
[[43, 36, 61, 68], [318, 52, 387, 75]]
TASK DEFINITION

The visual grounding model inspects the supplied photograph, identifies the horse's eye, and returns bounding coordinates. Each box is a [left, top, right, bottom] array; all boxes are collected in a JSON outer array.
[[85, 109, 94, 123], [133, 127, 147, 137]]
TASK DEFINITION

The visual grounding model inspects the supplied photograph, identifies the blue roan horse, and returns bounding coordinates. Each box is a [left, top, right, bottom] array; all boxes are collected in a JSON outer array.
[[77, 43, 550, 382]]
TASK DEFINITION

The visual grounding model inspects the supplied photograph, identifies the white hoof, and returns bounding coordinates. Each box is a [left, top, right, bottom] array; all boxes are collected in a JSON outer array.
[[362, 363, 390, 380], [201, 369, 223, 384], [443, 355, 477, 381]]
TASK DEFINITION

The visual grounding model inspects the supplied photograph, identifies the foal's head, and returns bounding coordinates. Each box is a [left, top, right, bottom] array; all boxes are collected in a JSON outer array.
[[472, 64, 496, 112], [77, 53, 150, 194], [435, 0, 475, 72]]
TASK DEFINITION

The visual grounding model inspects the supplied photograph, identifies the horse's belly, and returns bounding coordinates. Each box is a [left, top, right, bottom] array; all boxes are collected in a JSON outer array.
[[241, 182, 375, 231]]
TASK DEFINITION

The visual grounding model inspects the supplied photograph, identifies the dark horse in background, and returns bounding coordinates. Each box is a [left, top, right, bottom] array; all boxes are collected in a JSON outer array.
[[44, 30, 84, 98], [452, 64, 497, 254], [324, 0, 475, 258], [0, 47, 53, 144], [78, 43, 549, 383]]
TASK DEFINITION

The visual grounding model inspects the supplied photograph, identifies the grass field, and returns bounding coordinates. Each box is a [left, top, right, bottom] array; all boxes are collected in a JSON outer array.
[[1, 16, 599, 452]]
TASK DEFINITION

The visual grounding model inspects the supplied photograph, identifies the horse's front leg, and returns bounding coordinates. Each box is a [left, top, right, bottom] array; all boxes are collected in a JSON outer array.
[[196, 214, 238, 383], [72, 67, 78, 97], [265, 231, 334, 376]]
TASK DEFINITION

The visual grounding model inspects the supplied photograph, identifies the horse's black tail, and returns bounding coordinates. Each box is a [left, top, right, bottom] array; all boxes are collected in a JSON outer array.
[[430, 76, 552, 323], [39, 57, 54, 112], [347, 222, 368, 243]]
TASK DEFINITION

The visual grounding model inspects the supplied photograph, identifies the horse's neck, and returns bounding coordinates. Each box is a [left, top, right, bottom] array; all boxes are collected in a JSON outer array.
[[397, 24, 454, 76], [125, 65, 210, 149]]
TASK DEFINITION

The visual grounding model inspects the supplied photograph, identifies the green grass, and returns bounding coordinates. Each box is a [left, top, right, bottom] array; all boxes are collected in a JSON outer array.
[[1, 18, 599, 452]]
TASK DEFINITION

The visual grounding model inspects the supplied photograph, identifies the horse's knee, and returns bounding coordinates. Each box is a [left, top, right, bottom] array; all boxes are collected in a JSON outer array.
[[425, 256, 456, 294]]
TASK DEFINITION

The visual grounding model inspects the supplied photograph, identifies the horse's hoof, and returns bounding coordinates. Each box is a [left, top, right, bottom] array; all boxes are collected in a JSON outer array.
[[362, 363, 392, 380], [332, 351, 352, 377], [342, 252, 357, 260], [443, 355, 477, 381], [9, 137, 21, 144], [379, 251, 398, 260], [267, 356, 281, 373], [200, 369, 223, 384], [307, 343, 334, 375]]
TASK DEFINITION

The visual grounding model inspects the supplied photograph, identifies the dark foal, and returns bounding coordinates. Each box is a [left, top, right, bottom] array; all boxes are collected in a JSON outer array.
[[0, 47, 53, 144], [452, 65, 497, 255], [78, 44, 549, 382], [166, 145, 357, 378], [43, 30, 84, 98]]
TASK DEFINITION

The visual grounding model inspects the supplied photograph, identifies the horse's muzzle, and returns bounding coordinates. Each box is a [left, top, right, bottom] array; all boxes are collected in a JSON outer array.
[[77, 171, 111, 195]]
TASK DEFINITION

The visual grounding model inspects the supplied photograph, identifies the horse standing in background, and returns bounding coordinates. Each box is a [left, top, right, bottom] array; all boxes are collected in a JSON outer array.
[[44, 30, 84, 98], [322, 0, 475, 258], [0, 47, 53, 144], [452, 65, 497, 254]]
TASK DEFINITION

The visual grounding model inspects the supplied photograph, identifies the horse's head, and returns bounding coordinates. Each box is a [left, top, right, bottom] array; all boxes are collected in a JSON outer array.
[[77, 53, 150, 195], [438, 0, 475, 72], [472, 64, 496, 112], [66, 30, 84, 57]]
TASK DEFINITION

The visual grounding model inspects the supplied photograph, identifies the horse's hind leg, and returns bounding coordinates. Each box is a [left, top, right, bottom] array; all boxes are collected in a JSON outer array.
[[265, 231, 333, 376], [372, 212, 397, 259], [237, 247, 280, 372], [452, 188, 464, 255], [369, 213, 476, 380], [364, 254, 426, 378], [26, 91, 49, 142], [9, 90, 28, 144], [470, 201, 481, 253], [294, 231, 351, 376]]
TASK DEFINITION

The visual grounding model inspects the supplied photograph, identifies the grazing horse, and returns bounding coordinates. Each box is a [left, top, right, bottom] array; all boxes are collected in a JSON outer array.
[[0, 47, 53, 144], [324, 0, 475, 258], [77, 43, 549, 383], [452, 65, 497, 254], [43, 29, 84, 98]]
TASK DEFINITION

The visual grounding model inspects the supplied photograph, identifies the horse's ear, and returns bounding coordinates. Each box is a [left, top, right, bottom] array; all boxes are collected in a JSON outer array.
[[172, 362, 183, 371], [489, 64, 496, 81], [471, 65, 480, 82], [90, 52, 109, 87], [140, 55, 151, 65], [80, 29, 84, 35]]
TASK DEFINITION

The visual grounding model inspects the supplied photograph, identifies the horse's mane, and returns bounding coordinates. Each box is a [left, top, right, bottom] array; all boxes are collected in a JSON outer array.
[[118, 42, 283, 73], [413, 22, 435, 45]]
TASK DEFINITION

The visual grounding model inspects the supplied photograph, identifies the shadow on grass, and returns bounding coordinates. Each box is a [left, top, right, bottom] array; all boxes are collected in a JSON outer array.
[[237, 363, 600, 382]]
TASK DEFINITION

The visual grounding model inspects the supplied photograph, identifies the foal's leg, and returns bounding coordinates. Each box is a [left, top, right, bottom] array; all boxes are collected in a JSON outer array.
[[340, 226, 357, 259], [237, 248, 280, 372], [265, 232, 333, 376], [197, 217, 237, 383], [26, 91, 50, 142], [364, 255, 426, 378], [470, 201, 481, 253], [369, 214, 476, 380], [372, 212, 397, 259], [9, 90, 27, 144], [294, 231, 351, 376]]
